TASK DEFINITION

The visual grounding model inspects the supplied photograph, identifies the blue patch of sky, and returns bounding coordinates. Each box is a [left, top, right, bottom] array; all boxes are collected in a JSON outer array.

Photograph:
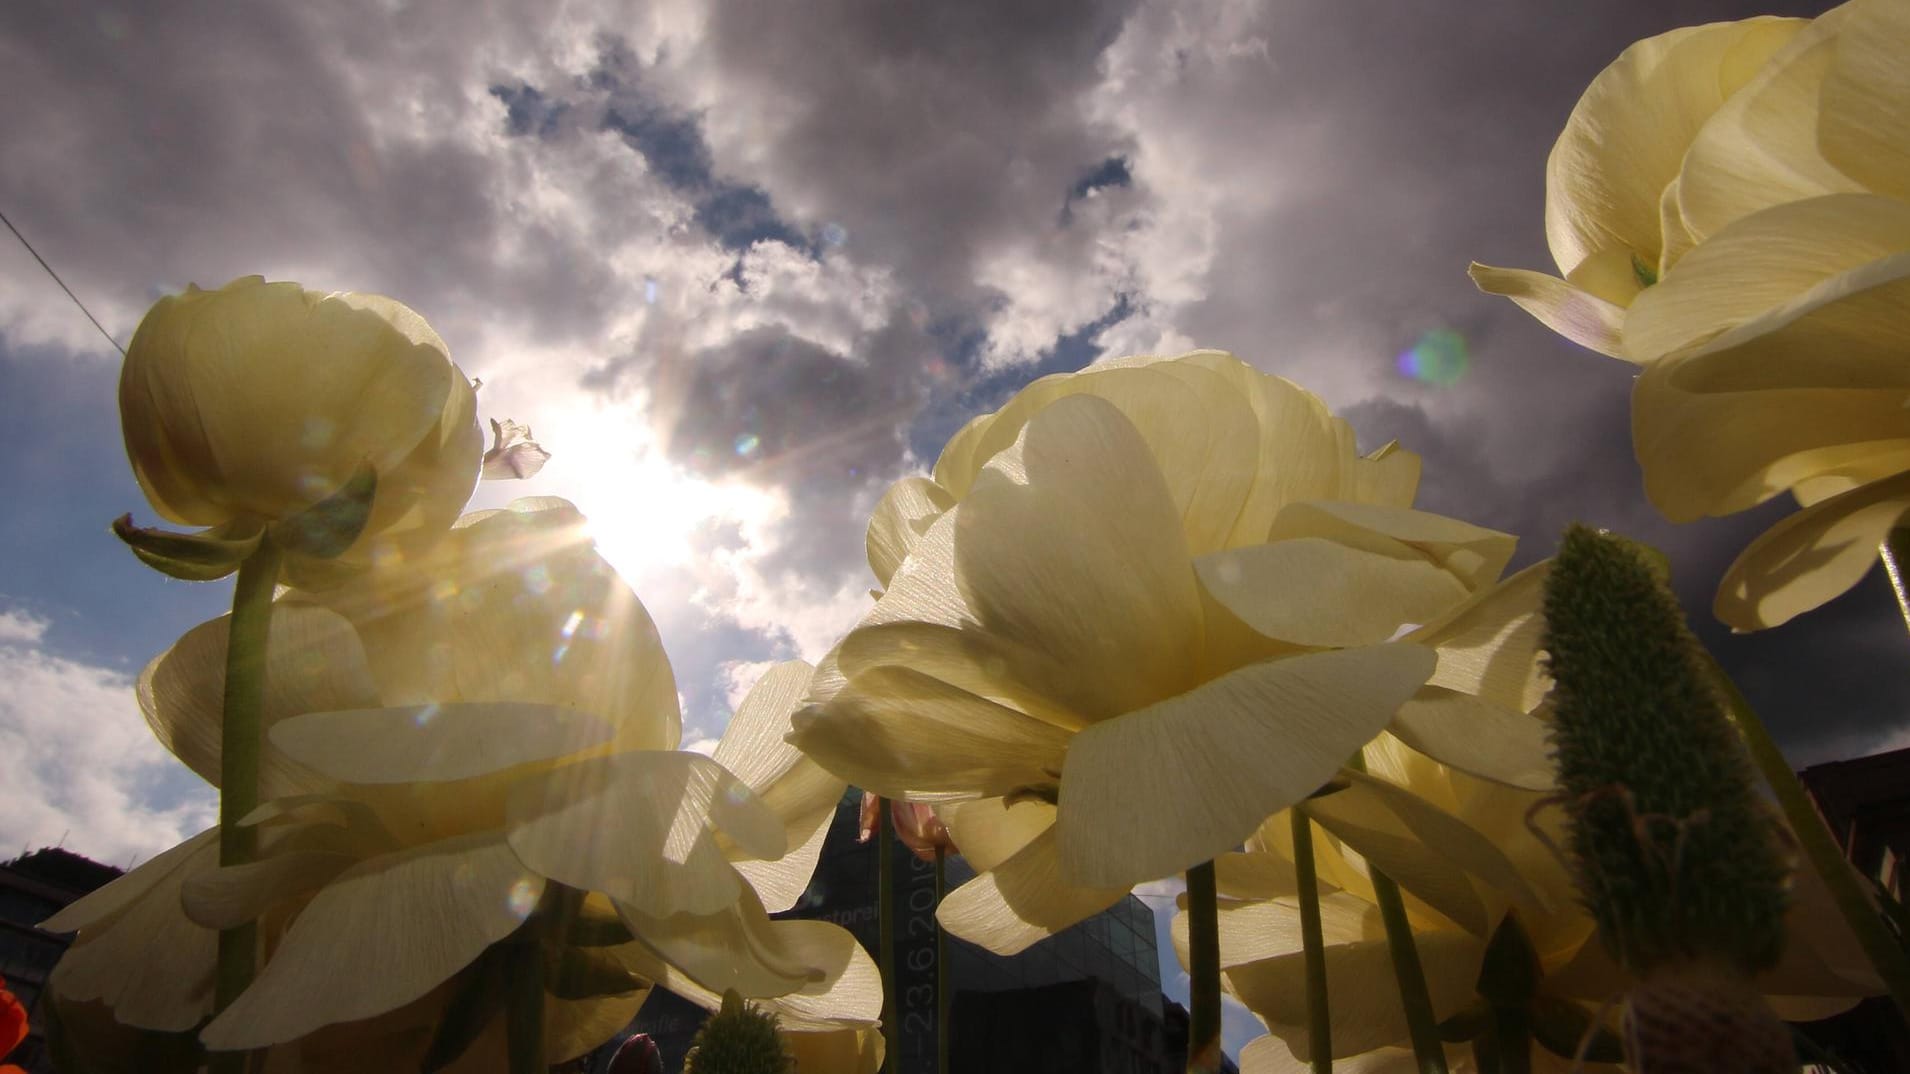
[[905, 295, 1134, 465], [493, 62, 814, 258], [1059, 155, 1131, 226], [0, 341, 230, 670]]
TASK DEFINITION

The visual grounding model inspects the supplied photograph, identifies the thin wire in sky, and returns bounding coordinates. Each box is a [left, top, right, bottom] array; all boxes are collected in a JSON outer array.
[[0, 208, 125, 356]]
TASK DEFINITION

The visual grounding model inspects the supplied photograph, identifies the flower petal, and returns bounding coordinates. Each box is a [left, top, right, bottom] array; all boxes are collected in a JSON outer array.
[[1625, 195, 1910, 363], [1264, 501, 1517, 593], [1818, 0, 1910, 203], [1674, 7, 1866, 244], [202, 832, 541, 1049], [1715, 467, 1910, 629], [1195, 540, 1471, 649], [936, 796, 1056, 874], [790, 665, 1071, 800], [1466, 265, 1629, 359], [1388, 687, 1554, 791], [270, 703, 613, 783], [42, 830, 219, 1032], [615, 884, 836, 1001], [866, 477, 957, 589], [936, 825, 1128, 956], [1174, 892, 1376, 970], [179, 848, 357, 930], [1058, 644, 1437, 890], [1543, 17, 1806, 274], [954, 393, 1205, 717], [139, 603, 376, 796], [1226, 931, 1479, 1062], [507, 751, 782, 918], [715, 660, 845, 911]]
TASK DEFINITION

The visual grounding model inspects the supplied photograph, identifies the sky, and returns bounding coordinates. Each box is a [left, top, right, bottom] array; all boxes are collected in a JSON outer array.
[[0, 0, 1890, 1058]]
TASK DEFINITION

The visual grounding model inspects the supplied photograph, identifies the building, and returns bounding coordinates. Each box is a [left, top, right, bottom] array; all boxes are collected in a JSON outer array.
[[1796, 747, 1910, 1074], [0, 848, 122, 1074], [608, 790, 1232, 1073]]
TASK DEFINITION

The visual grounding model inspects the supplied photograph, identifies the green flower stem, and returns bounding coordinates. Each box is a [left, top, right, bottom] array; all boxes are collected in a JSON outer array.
[[878, 801, 898, 1074], [506, 931, 545, 1074], [1883, 527, 1910, 637], [1707, 657, 1910, 1023], [211, 539, 283, 1074], [1347, 752, 1447, 1074], [1185, 859, 1223, 1074], [1290, 810, 1332, 1074], [935, 846, 949, 1074]]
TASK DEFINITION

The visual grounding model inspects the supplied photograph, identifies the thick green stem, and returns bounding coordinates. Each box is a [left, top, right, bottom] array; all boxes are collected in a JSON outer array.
[[1883, 527, 1910, 637], [1291, 811, 1332, 1074], [1186, 860, 1222, 1074], [879, 801, 898, 1074], [935, 846, 949, 1074], [211, 540, 282, 1074], [505, 932, 545, 1074], [1708, 658, 1910, 1023]]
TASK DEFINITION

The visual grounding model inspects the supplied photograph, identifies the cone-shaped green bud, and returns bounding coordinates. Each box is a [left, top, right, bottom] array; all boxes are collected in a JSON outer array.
[[682, 990, 793, 1074], [1541, 525, 1790, 976]]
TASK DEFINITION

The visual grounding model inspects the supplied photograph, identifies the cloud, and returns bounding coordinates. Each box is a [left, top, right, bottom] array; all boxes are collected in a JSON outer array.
[[0, 606, 48, 646], [0, 617, 215, 866]]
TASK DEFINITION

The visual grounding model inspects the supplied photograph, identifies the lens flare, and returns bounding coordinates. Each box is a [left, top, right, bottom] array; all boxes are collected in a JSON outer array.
[[1395, 328, 1469, 387]]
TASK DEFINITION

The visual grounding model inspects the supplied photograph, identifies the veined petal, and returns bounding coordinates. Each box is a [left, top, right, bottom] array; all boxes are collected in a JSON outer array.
[[270, 703, 613, 784], [1818, 0, 1910, 203], [507, 751, 781, 917], [1715, 468, 1910, 629], [955, 393, 1204, 717], [1676, 7, 1866, 243], [1303, 790, 1485, 935], [1626, 195, 1910, 363], [1389, 687, 1554, 791], [615, 885, 830, 1000], [1632, 368, 1910, 521], [790, 665, 1071, 799], [1227, 931, 1480, 1062], [1195, 540, 1470, 649], [42, 830, 219, 1032], [936, 826, 1128, 956], [1213, 850, 1306, 902], [1657, 251, 1910, 394], [139, 603, 376, 796], [828, 621, 1089, 733], [715, 660, 845, 910], [1173, 892, 1376, 970], [937, 796, 1056, 874], [179, 848, 356, 930], [737, 807, 833, 915], [1543, 17, 1807, 273], [1264, 501, 1517, 592], [866, 477, 956, 589], [1467, 265, 1629, 359], [1241, 1036, 1421, 1074], [1058, 644, 1437, 890], [202, 832, 540, 1049]]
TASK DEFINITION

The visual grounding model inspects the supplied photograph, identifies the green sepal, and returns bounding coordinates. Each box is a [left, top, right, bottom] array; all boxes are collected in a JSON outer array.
[[1476, 912, 1540, 1007], [1530, 996, 1622, 1064], [269, 461, 377, 559], [544, 945, 645, 1000], [111, 514, 263, 581], [564, 900, 636, 947], [1631, 253, 1658, 288], [422, 942, 510, 1073]]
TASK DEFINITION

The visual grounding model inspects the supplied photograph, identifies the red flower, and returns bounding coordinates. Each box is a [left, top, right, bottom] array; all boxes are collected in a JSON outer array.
[[857, 792, 957, 863], [1, 973, 29, 1074]]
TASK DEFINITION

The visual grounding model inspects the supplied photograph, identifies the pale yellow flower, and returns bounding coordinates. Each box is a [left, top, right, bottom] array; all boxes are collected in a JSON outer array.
[[792, 352, 1558, 954], [118, 275, 482, 573], [1182, 742, 1878, 1073], [46, 500, 858, 1061], [1471, 0, 1910, 628]]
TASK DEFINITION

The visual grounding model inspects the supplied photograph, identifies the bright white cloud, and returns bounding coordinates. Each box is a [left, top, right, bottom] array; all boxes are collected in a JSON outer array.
[[0, 627, 215, 866], [0, 605, 49, 646]]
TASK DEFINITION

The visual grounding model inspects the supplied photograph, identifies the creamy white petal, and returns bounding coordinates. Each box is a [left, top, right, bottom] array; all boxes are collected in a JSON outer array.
[[1715, 468, 1910, 629], [1389, 687, 1554, 791], [936, 825, 1128, 956], [1195, 540, 1471, 649], [1058, 645, 1437, 890], [270, 703, 612, 783]]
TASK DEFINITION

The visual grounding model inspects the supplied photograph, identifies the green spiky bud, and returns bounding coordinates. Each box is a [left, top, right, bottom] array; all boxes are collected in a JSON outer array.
[[682, 990, 793, 1074], [1540, 525, 1790, 976]]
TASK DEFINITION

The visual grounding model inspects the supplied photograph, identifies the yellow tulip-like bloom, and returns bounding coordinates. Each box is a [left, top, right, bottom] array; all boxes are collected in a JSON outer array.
[[118, 275, 482, 572], [44, 500, 864, 1061], [1182, 743, 1879, 1073], [1471, 0, 1910, 628], [791, 351, 1559, 954]]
